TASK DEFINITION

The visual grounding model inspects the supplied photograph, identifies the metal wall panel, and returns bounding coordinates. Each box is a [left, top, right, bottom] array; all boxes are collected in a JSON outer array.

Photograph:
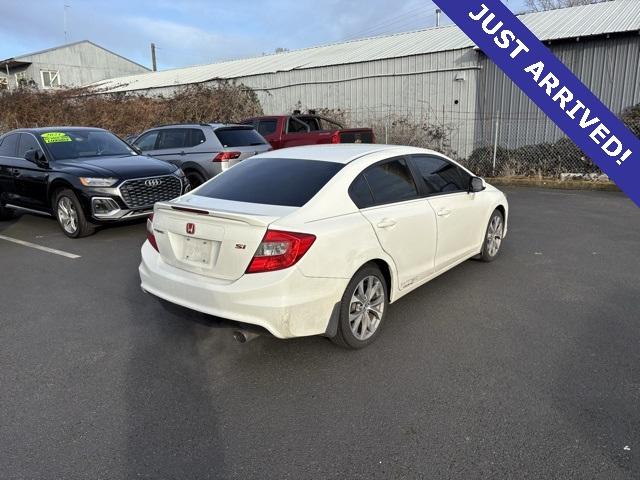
[[476, 34, 640, 151]]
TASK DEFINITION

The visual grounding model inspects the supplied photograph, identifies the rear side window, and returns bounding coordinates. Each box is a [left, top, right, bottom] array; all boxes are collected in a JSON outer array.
[[196, 157, 343, 207], [362, 158, 418, 205], [349, 174, 374, 209], [410, 155, 471, 194], [187, 129, 206, 147], [157, 129, 188, 150], [0, 133, 19, 157], [257, 120, 277, 136], [215, 128, 266, 147]]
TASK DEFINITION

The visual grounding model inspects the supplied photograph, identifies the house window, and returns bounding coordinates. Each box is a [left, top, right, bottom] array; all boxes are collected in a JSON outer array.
[[41, 70, 61, 88]]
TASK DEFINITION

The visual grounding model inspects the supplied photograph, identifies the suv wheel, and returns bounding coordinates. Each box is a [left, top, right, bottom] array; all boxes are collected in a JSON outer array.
[[53, 189, 95, 238], [186, 171, 205, 189], [331, 264, 388, 349]]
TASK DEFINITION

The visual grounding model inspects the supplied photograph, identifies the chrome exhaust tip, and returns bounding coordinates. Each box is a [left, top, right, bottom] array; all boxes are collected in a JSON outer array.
[[233, 330, 260, 344]]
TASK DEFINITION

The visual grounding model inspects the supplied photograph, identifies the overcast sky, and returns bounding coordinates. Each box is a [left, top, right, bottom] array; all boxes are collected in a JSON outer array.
[[0, 0, 529, 70]]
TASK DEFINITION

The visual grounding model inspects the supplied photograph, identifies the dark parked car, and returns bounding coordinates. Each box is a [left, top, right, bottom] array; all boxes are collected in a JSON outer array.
[[132, 123, 271, 188], [0, 127, 189, 237]]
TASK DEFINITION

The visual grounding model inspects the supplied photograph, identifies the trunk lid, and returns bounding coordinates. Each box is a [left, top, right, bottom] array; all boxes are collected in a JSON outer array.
[[152, 196, 296, 281]]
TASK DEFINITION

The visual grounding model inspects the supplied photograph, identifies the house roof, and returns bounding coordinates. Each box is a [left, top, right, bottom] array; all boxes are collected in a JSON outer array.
[[90, 0, 640, 93]]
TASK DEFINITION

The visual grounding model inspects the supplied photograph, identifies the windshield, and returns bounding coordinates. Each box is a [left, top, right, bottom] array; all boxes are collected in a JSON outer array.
[[40, 130, 135, 160]]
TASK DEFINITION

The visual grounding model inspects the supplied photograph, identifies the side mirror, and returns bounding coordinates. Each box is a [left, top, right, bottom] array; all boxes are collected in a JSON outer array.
[[469, 176, 485, 193], [25, 149, 48, 168]]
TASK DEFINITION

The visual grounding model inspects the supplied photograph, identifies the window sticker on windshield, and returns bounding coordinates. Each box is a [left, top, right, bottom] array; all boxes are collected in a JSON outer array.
[[41, 132, 73, 143]]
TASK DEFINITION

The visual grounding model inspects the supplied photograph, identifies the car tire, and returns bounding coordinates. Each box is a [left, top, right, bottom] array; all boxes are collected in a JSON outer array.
[[478, 209, 504, 262], [186, 171, 205, 189], [0, 204, 14, 220], [331, 264, 388, 349], [53, 189, 95, 238]]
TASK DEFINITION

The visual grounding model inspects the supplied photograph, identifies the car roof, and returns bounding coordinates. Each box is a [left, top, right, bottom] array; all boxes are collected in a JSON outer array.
[[3, 126, 107, 135], [256, 144, 443, 164], [150, 123, 251, 130]]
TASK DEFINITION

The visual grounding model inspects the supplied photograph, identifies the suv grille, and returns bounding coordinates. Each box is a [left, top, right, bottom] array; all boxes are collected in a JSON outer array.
[[119, 176, 182, 209]]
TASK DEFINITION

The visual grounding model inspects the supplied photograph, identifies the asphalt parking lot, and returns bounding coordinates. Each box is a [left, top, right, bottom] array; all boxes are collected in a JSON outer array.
[[1, 187, 639, 479]]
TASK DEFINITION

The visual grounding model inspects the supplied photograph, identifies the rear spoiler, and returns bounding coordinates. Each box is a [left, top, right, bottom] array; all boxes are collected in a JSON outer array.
[[154, 202, 279, 228]]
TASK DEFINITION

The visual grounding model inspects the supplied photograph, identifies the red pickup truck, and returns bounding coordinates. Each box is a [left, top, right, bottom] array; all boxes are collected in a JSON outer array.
[[242, 112, 375, 150]]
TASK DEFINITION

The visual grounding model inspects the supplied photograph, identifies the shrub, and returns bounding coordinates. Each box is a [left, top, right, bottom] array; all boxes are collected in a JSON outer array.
[[0, 81, 263, 137]]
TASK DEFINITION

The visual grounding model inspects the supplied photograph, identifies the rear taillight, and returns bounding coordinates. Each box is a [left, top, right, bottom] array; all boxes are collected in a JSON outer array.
[[331, 131, 341, 144], [213, 151, 241, 162], [246, 230, 316, 274], [147, 214, 159, 252]]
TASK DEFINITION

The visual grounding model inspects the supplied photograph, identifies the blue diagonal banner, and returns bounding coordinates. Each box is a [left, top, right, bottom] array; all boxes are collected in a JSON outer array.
[[432, 0, 640, 207]]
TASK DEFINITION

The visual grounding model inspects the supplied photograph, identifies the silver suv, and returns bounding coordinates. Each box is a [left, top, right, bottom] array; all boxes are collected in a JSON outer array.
[[132, 123, 271, 188]]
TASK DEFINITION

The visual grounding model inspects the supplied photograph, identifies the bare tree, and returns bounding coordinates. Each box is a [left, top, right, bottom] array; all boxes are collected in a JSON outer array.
[[524, 0, 609, 11]]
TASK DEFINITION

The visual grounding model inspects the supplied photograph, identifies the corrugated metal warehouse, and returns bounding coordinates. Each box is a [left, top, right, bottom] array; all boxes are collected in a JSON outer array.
[[1, 41, 149, 90], [92, 0, 640, 159]]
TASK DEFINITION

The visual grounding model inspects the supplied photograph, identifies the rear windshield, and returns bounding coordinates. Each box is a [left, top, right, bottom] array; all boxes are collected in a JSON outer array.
[[214, 127, 267, 147], [195, 157, 343, 207]]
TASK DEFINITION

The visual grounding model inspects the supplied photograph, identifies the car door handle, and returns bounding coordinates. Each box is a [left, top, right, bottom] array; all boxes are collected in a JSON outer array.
[[376, 218, 397, 229], [436, 208, 452, 217]]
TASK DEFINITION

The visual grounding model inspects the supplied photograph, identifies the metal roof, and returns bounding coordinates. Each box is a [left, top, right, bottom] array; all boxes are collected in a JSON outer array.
[[91, 0, 640, 93], [0, 40, 150, 72]]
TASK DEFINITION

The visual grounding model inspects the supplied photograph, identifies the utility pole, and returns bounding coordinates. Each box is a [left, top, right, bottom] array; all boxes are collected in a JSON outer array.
[[151, 43, 157, 72], [435, 8, 441, 27], [64, 4, 71, 43]]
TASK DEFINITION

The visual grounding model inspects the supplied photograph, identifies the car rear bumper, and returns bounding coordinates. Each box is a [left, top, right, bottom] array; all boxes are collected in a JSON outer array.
[[139, 241, 347, 339]]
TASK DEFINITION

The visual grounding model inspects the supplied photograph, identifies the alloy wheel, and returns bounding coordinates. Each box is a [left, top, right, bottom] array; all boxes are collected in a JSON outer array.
[[57, 197, 78, 234], [349, 275, 385, 341], [486, 215, 503, 257]]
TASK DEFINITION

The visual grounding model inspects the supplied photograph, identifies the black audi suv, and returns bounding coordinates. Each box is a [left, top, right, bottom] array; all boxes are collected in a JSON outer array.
[[0, 127, 189, 237]]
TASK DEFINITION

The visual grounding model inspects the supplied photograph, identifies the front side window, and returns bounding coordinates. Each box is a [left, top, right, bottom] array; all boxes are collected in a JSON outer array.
[[18, 134, 44, 159], [410, 155, 471, 194], [362, 158, 418, 206], [39, 130, 135, 161], [0, 133, 20, 157], [196, 157, 343, 207], [134, 131, 159, 151], [41, 70, 61, 88]]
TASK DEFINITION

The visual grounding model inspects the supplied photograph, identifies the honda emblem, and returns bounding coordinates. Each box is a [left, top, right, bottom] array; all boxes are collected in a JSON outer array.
[[186, 223, 196, 235]]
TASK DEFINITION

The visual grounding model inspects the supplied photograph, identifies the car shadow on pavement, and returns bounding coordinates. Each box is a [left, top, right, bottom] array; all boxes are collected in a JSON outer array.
[[123, 282, 231, 478]]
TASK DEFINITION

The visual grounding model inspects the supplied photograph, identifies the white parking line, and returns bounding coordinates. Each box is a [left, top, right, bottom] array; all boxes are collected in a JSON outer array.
[[0, 235, 81, 259]]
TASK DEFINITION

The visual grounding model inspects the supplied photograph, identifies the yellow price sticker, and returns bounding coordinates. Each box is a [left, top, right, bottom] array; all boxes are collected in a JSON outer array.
[[41, 132, 73, 143]]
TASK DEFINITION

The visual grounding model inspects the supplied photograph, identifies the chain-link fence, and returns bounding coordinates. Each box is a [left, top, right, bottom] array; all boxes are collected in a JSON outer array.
[[316, 105, 611, 180]]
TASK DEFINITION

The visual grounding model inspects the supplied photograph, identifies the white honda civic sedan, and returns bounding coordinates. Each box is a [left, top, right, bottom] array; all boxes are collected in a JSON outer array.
[[139, 144, 508, 348]]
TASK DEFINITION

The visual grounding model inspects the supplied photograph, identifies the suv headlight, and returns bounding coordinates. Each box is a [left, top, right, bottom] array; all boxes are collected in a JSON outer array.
[[79, 177, 118, 187]]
